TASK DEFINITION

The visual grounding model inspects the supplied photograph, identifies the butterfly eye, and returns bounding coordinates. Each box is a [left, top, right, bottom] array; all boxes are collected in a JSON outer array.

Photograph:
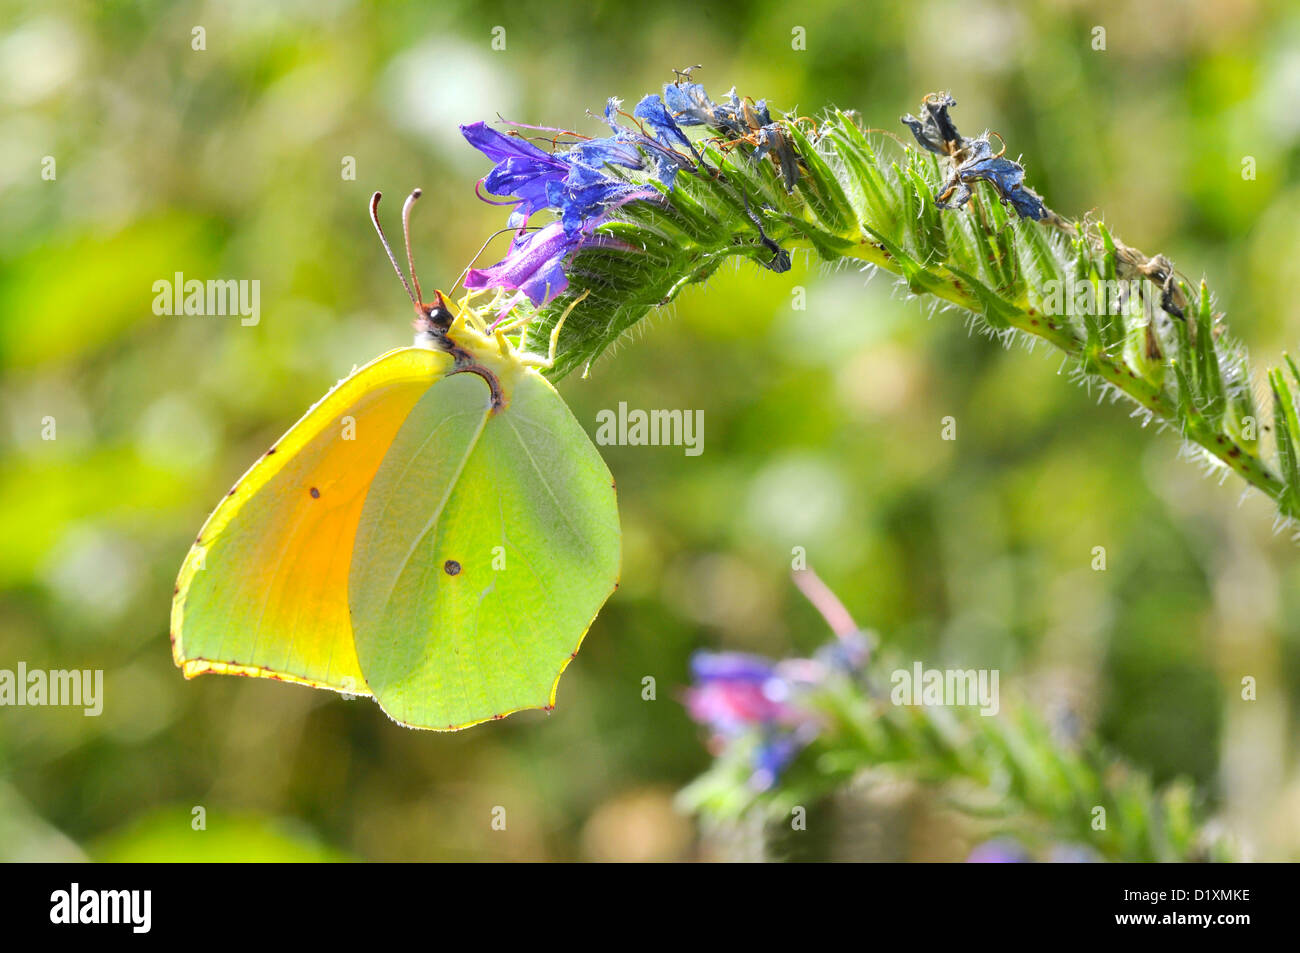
[[424, 301, 454, 331]]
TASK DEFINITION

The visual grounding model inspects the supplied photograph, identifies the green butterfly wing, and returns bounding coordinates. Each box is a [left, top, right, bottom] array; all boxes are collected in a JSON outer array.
[[348, 368, 621, 729]]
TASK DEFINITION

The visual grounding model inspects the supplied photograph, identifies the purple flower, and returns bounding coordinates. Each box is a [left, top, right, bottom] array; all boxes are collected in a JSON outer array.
[[684, 650, 830, 792], [464, 221, 578, 306], [967, 839, 1031, 863], [550, 161, 659, 236], [683, 652, 795, 736], [462, 96, 701, 306], [1048, 844, 1099, 863], [461, 121, 570, 228]]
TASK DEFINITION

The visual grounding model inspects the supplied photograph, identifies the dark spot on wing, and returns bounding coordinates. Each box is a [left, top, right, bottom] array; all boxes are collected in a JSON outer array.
[[444, 559, 461, 576], [310, 487, 320, 498]]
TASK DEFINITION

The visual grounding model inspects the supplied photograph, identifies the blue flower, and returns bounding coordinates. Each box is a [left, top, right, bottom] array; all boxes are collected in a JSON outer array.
[[566, 135, 645, 173], [901, 92, 964, 156], [633, 93, 699, 158], [663, 81, 714, 127], [597, 95, 696, 188], [664, 82, 758, 139], [967, 839, 1031, 863], [936, 137, 1048, 221], [463, 97, 702, 306], [549, 161, 659, 237], [901, 93, 1049, 221], [461, 121, 570, 228], [663, 82, 800, 191]]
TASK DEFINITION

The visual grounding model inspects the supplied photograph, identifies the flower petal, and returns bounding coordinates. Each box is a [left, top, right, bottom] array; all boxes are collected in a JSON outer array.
[[464, 221, 576, 306]]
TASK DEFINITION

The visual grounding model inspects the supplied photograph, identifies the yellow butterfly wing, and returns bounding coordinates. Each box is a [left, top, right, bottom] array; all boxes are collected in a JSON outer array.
[[170, 346, 456, 695]]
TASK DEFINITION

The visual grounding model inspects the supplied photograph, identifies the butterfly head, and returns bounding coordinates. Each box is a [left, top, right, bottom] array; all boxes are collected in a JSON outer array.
[[414, 290, 455, 339]]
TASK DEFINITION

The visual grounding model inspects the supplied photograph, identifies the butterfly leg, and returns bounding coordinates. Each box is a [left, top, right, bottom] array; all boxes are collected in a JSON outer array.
[[518, 290, 590, 369]]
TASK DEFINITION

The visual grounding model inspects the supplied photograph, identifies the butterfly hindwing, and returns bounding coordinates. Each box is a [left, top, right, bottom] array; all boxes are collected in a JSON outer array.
[[349, 369, 621, 729]]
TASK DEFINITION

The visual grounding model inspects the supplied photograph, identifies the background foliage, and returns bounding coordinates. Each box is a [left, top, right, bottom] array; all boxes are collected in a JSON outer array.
[[2, 0, 1300, 861]]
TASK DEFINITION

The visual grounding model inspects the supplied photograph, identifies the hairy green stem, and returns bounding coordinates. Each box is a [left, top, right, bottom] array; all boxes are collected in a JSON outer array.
[[821, 235, 1287, 509]]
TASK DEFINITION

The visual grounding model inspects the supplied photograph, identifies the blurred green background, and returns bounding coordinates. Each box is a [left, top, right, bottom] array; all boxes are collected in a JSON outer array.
[[3, 0, 1300, 861]]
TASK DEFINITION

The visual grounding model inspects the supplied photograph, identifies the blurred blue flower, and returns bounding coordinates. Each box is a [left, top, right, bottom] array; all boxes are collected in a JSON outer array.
[[683, 650, 815, 792], [967, 839, 1031, 863], [684, 651, 795, 737], [684, 637, 871, 793], [1048, 844, 1100, 863], [814, 629, 871, 673], [751, 733, 803, 792]]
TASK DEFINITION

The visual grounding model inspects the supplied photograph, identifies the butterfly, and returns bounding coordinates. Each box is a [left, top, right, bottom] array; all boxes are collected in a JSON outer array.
[[170, 190, 621, 730]]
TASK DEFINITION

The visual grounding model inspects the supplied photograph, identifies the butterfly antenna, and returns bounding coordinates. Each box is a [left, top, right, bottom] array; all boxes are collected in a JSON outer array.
[[401, 188, 424, 305], [369, 191, 419, 309]]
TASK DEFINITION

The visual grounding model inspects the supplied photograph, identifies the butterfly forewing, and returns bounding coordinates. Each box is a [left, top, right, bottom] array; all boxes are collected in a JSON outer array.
[[171, 347, 452, 694]]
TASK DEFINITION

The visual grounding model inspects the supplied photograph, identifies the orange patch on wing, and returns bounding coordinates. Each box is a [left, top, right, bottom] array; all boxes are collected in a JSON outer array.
[[171, 348, 451, 693]]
